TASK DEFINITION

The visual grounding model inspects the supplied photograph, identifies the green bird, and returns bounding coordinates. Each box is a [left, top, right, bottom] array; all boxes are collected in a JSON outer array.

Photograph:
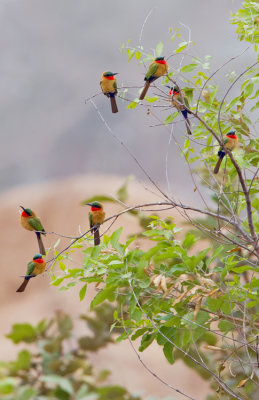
[[20, 206, 46, 255], [100, 71, 119, 113], [84, 201, 106, 246], [214, 130, 239, 174], [16, 254, 46, 292], [139, 57, 168, 100]]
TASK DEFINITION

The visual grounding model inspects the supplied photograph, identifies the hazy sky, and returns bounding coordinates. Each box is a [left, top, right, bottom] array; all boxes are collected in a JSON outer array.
[[0, 0, 251, 198]]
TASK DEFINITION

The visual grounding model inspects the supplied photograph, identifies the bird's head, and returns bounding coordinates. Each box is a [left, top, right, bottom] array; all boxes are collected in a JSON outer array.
[[103, 71, 118, 79], [166, 85, 180, 95], [33, 253, 44, 262], [20, 206, 33, 217], [226, 129, 237, 138], [84, 201, 103, 211], [154, 56, 166, 64]]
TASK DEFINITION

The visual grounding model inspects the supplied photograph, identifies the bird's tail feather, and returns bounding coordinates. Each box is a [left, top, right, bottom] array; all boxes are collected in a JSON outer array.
[[110, 96, 118, 113], [185, 118, 192, 135], [16, 278, 30, 292], [94, 227, 100, 246], [36, 232, 46, 255], [139, 81, 150, 100], [214, 157, 224, 174]]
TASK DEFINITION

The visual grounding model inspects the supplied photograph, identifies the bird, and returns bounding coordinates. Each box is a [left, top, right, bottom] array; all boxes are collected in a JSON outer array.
[[20, 206, 46, 255], [16, 253, 46, 292], [167, 84, 192, 135], [214, 130, 239, 174], [139, 56, 168, 100], [84, 201, 106, 246], [100, 71, 118, 113]]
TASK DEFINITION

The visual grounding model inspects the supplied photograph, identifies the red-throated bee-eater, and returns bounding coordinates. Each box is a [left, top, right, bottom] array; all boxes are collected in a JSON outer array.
[[214, 130, 238, 174], [167, 84, 192, 135], [139, 57, 168, 100], [100, 71, 118, 113], [84, 201, 105, 246], [16, 253, 46, 292], [20, 206, 46, 255]]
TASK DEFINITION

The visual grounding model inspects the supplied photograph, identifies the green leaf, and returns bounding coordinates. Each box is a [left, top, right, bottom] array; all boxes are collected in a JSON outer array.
[[0, 378, 15, 394], [127, 48, 135, 61], [127, 99, 139, 109], [164, 114, 174, 125], [17, 386, 37, 400], [135, 50, 141, 60], [41, 375, 74, 395], [110, 228, 123, 248], [181, 63, 198, 73], [90, 287, 116, 309], [163, 342, 174, 364], [243, 82, 254, 98], [155, 41, 164, 57], [79, 284, 87, 301], [176, 41, 188, 53], [6, 323, 37, 344]]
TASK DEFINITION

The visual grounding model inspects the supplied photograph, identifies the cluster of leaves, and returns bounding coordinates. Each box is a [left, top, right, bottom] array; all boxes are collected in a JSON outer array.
[[0, 306, 149, 400], [120, 14, 259, 248], [51, 216, 259, 399], [231, 0, 259, 49]]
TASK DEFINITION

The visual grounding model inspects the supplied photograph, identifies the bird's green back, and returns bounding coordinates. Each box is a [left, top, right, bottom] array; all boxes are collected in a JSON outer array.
[[89, 212, 93, 229], [28, 217, 44, 232], [26, 261, 36, 276], [113, 79, 117, 93], [145, 63, 158, 80]]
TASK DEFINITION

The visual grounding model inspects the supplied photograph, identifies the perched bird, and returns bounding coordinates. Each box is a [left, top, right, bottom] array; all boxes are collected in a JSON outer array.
[[84, 201, 105, 246], [167, 85, 192, 135], [16, 253, 46, 292], [139, 56, 168, 100], [20, 206, 46, 255], [100, 71, 118, 113], [214, 130, 239, 174]]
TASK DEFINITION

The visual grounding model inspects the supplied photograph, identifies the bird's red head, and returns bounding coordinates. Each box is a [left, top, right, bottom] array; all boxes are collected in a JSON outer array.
[[154, 57, 166, 65], [33, 254, 44, 263], [84, 201, 103, 212], [20, 206, 33, 217], [226, 130, 237, 139]]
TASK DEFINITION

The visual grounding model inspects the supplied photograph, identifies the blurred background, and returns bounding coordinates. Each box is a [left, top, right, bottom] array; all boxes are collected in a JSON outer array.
[[0, 0, 253, 398]]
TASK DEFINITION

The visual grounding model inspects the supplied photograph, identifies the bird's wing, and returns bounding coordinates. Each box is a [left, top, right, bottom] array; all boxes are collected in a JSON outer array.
[[223, 138, 228, 145], [29, 217, 45, 232], [113, 79, 118, 94], [145, 63, 158, 80], [183, 93, 190, 108], [26, 261, 35, 276], [89, 212, 93, 229]]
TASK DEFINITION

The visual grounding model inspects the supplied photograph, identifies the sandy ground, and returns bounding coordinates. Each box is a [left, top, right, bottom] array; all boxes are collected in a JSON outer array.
[[0, 174, 210, 399]]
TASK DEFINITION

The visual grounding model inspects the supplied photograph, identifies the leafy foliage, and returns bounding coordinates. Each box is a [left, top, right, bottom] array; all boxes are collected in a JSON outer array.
[[0, 307, 147, 400]]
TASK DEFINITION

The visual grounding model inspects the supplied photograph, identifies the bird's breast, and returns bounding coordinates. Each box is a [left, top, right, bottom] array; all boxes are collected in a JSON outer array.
[[92, 210, 106, 224], [33, 262, 46, 275], [100, 79, 116, 94], [225, 137, 238, 150], [20, 216, 34, 231], [153, 62, 168, 77]]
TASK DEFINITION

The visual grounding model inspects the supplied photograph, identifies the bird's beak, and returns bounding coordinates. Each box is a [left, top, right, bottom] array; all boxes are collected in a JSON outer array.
[[165, 85, 171, 89], [84, 203, 93, 206], [113, 73, 119, 75], [20, 205, 25, 211]]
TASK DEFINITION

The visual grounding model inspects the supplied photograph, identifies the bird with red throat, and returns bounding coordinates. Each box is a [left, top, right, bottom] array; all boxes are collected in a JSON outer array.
[[214, 130, 239, 174], [84, 201, 106, 246], [20, 206, 46, 255], [100, 71, 119, 113], [139, 57, 168, 100]]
